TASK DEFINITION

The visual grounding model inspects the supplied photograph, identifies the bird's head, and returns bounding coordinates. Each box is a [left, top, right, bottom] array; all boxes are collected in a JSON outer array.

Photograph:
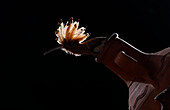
[[44, 17, 117, 56]]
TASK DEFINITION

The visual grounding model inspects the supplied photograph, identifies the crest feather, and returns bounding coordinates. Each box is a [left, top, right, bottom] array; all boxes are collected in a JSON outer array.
[[56, 18, 89, 44]]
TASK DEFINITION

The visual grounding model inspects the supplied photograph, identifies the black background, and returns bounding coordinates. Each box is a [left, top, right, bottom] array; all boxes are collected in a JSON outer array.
[[1, 0, 170, 110]]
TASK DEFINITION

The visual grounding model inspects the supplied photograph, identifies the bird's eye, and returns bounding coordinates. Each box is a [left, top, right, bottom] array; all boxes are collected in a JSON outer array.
[[94, 46, 100, 53]]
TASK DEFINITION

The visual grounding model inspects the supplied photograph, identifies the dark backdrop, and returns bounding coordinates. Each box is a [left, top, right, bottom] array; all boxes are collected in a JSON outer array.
[[1, 0, 170, 110]]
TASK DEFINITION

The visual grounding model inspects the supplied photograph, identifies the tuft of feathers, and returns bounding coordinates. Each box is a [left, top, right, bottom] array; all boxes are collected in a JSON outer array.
[[55, 17, 91, 56], [56, 17, 89, 45]]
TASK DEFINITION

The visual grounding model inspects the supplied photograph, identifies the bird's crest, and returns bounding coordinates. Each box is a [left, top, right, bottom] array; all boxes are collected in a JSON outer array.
[[56, 17, 89, 45]]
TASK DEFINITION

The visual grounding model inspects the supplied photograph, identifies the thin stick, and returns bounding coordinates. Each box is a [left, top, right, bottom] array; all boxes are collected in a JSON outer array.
[[44, 46, 63, 55]]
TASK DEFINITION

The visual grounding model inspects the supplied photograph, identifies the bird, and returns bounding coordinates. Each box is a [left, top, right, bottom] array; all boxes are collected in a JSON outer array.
[[44, 17, 109, 56]]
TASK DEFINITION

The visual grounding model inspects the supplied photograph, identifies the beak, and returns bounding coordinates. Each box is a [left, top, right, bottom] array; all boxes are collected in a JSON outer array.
[[44, 46, 63, 55]]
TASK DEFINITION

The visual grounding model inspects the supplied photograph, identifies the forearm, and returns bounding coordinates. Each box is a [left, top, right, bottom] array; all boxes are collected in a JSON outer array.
[[96, 34, 151, 83], [113, 37, 150, 65]]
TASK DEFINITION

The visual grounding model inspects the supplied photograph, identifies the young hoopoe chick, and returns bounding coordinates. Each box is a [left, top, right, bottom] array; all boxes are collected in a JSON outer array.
[[44, 17, 108, 56]]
